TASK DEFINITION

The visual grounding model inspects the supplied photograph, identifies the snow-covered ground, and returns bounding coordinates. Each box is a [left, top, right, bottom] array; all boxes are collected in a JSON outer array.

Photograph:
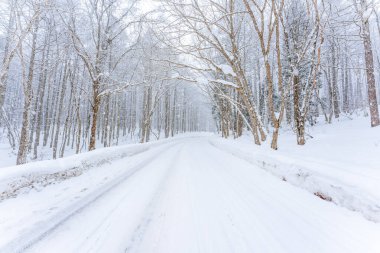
[[0, 133, 142, 168], [0, 118, 379, 253], [210, 116, 380, 222]]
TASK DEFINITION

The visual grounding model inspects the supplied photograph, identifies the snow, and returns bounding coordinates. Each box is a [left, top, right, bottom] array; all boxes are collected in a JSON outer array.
[[217, 64, 236, 77], [0, 142, 16, 169], [193, 76, 238, 88], [195, 76, 209, 85], [363, 8, 372, 22], [210, 116, 380, 222], [0, 119, 379, 252], [211, 79, 238, 88], [0, 134, 211, 200]]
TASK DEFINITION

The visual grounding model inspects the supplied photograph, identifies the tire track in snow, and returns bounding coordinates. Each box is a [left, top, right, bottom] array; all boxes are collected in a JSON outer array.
[[0, 142, 181, 253], [124, 143, 185, 253]]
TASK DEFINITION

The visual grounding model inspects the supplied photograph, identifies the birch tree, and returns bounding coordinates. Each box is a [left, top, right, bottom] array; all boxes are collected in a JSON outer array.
[[63, 0, 141, 150], [353, 0, 380, 127]]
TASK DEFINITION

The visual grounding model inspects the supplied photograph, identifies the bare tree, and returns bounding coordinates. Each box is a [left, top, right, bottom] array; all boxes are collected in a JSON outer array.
[[0, 0, 40, 111], [353, 0, 380, 127], [63, 0, 140, 150], [17, 4, 41, 164]]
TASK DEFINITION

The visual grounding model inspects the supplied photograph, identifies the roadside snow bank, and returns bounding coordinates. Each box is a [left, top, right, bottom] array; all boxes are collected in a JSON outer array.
[[210, 117, 380, 222], [0, 144, 150, 201], [0, 134, 210, 201]]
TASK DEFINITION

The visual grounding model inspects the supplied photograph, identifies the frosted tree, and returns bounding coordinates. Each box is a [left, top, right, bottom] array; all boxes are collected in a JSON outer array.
[[62, 0, 141, 150], [0, 0, 40, 114], [353, 0, 380, 127], [162, 0, 267, 145], [16, 1, 42, 164], [282, 0, 325, 145]]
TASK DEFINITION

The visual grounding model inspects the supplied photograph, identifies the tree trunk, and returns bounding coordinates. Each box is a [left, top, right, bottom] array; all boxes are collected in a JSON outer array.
[[89, 82, 101, 151], [164, 89, 170, 138], [331, 40, 340, 118], [33, 43, 50, 159], [293, 74, 305, 145], [52, 65, 68, 159], [0, 9, 15, 110], [362, 10, 380, 127], [271, 120, 280, 150], [17, 19, 40, 164]]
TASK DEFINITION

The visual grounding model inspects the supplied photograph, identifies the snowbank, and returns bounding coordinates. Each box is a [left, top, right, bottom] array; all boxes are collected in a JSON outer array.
[[210, 116, 380, 222], [0, 133, 211, 201]]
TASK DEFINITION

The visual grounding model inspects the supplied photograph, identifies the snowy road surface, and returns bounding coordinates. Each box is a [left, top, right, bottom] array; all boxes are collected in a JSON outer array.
[[1, 137, 380, 253]]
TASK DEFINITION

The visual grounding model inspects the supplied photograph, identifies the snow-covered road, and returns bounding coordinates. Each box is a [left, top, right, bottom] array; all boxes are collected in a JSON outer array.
[[1, 137, 380, 253]]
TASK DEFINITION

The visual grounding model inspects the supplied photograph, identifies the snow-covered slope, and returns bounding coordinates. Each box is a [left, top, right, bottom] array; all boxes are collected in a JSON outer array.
[[211, 116, 380, 222]]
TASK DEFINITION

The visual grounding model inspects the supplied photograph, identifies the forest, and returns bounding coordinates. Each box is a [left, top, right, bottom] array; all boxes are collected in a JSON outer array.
[[1, 1, 380, 252], [0, 0, 379, 164]]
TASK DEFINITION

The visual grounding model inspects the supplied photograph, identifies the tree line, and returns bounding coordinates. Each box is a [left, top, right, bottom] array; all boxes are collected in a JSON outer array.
[[0, 0, 379, 165], [159, 0, 380, 149], [0, 0, 212, 165]]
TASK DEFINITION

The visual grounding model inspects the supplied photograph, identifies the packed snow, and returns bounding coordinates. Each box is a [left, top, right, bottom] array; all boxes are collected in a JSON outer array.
[[0, 117, 379, 253], [1, 0, 380, 252]]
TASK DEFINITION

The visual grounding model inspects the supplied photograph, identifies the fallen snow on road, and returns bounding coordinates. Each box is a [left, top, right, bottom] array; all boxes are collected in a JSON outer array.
[[0, 121, 379, 253], [0, 134, 210, 201]]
